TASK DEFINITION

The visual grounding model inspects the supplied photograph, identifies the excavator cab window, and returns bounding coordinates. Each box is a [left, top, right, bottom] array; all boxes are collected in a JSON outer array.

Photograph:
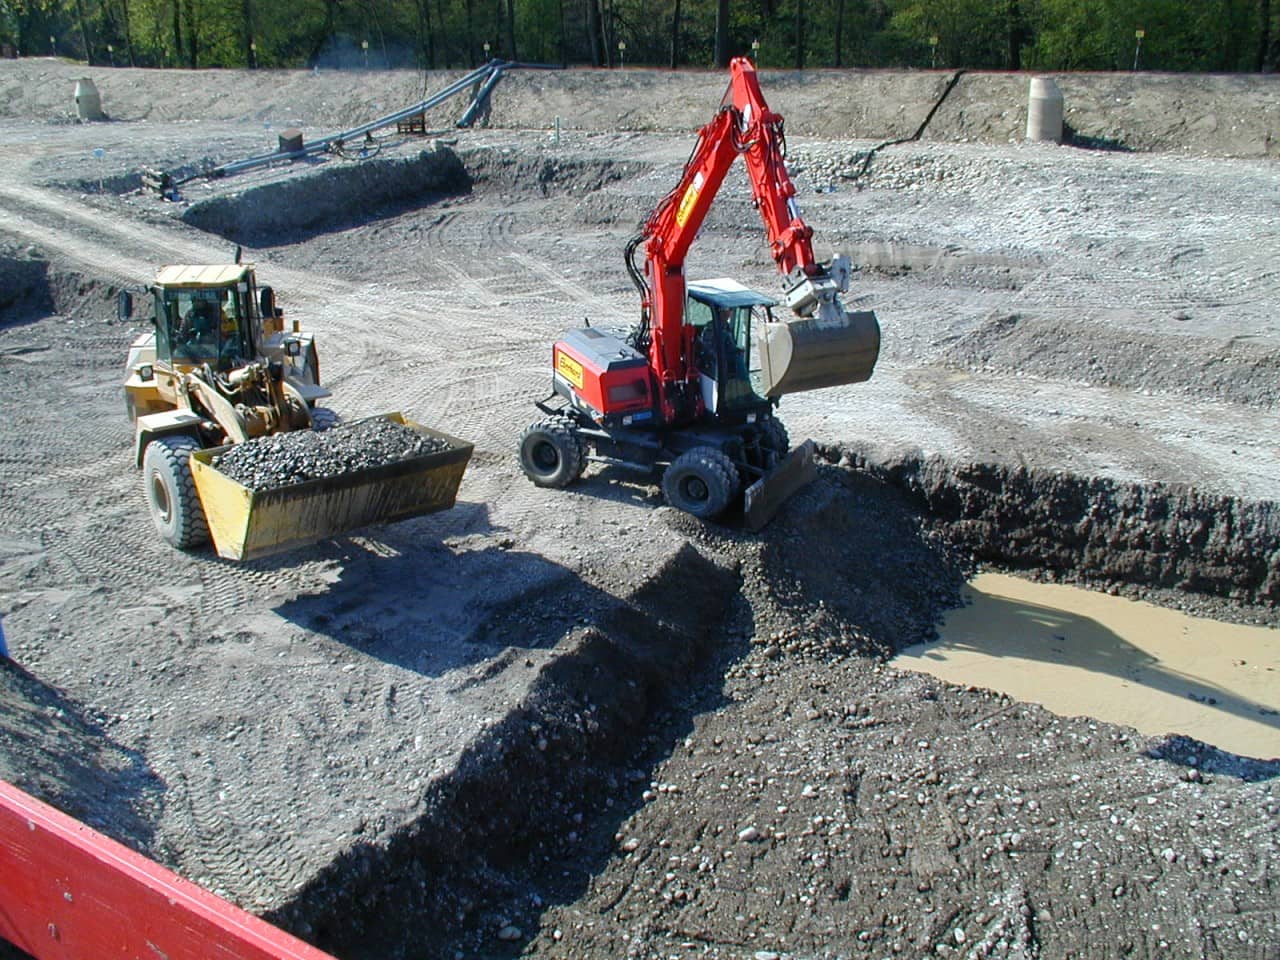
[[158, 287, 252, 371]]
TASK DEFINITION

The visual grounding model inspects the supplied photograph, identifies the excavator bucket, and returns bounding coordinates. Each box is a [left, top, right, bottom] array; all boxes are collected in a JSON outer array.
[[757, 309, 881, 398], [742, 439, 818, 531], [188, 413, 472, 561]]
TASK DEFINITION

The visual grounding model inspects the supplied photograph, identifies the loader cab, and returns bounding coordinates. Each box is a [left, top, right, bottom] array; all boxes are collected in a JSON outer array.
[[686, 279, 774, 421], [151, 267, 257, 373]]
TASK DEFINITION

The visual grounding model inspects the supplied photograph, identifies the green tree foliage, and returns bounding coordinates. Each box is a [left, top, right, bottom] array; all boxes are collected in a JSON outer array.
[[10, 0, 1275, 71]]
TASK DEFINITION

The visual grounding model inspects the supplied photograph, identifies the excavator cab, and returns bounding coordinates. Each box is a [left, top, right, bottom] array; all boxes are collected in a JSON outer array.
[[686, 279, 774, 420]]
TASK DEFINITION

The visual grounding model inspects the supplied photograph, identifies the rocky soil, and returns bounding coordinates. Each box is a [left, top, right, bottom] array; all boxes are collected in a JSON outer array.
[[0, 58, 1277, 960]]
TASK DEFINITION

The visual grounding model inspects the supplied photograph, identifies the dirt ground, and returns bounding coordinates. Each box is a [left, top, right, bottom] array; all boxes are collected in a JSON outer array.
[[1, 59, 1278, 960]]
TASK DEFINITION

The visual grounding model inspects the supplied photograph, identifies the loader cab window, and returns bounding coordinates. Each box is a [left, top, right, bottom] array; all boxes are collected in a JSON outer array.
[[159, 287, 252, 371]]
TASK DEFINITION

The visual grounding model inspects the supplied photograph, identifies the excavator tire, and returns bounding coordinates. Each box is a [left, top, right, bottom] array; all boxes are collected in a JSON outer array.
[[759, 417, 790, 469], [520, 416, 584, 489], [662, 447, 739, 519], [142, 434, 210, 550]]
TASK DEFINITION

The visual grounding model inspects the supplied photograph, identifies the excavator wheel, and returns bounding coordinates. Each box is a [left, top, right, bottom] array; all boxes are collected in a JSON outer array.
[[662, 447, 739, 520], [142, 434, 210, 550], [519, 416, 585, 488]]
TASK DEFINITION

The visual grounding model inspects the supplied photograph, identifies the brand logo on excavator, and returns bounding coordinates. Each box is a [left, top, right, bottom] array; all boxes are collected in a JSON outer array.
[[676, 171, 705, 228], [556, 351, 585, 390]]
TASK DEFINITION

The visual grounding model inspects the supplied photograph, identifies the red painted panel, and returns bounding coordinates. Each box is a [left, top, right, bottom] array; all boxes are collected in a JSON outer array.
[[0, 780, 336, 960]]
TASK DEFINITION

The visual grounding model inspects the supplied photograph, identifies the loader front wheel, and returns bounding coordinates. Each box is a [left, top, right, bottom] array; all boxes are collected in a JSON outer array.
[[143, 435, 210, 551], [662, 448, 738, 520], [519, 417, 584, 488]]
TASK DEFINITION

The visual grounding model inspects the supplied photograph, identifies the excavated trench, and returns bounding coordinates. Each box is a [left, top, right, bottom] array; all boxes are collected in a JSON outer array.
[[253, 453, 1277, 958]]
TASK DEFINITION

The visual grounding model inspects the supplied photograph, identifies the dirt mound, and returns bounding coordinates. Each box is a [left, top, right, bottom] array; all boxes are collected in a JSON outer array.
[[1, 60, 1276, 157], [943, 312, 1280, 409]]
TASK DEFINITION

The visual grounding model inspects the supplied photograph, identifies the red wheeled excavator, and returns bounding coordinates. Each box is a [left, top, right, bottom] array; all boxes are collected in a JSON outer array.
[[519, 57, 880, 529]]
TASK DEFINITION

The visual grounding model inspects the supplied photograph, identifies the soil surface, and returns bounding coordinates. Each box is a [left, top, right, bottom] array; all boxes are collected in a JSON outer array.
[[0, 59, 1277, 960]]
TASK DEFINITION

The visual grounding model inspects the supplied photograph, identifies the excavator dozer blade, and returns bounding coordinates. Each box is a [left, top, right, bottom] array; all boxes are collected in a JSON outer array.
[[743, 439, 818, 531], [758, 309, 881, 398], [189, 413, 473, 561]]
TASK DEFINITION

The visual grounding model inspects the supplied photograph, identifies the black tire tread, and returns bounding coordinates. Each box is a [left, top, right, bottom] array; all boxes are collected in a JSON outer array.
[[519, 416, 584, 489], [143, 435, 210, 550]]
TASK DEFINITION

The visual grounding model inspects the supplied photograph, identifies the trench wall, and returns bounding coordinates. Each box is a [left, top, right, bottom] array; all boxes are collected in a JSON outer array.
[[832, 448, 1280, 607]]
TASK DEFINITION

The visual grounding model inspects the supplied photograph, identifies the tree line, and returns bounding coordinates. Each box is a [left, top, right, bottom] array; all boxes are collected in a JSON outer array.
[[2, 0, 1276, 73]]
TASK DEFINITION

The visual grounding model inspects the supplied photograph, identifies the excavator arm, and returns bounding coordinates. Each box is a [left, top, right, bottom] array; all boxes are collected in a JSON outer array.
[[633, 56, 879, 419]]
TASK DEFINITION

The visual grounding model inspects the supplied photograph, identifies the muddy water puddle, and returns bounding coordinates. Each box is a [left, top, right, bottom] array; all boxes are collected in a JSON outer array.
[[897, 573, 1279, 759]]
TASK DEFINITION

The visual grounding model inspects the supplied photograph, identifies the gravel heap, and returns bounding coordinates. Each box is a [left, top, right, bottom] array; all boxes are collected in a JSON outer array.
[[211, 417, 450, 490], [789, 145, 1003, 194]]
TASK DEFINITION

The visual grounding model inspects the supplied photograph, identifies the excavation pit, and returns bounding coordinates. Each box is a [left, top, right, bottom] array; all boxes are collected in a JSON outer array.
[[2, 59, 1279, 960]]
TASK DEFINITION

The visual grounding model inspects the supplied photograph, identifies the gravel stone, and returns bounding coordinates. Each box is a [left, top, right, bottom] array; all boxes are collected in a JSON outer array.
[[211, 418, 450, 490]]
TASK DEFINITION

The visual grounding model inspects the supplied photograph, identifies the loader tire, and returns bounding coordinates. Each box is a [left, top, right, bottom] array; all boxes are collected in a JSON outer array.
[[662, 448, 739, 520], [519, 417, 584, 488], [142, 435, 210, 551]]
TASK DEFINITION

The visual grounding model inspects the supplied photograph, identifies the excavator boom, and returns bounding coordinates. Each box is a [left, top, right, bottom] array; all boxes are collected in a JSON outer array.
[[637, 57, 879, 409]]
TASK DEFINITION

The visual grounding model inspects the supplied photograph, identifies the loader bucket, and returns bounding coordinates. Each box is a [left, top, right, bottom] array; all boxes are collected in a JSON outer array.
[[743, 439, 818, 531], [188, 413, 473, 561], [757, 309, 880, 398]]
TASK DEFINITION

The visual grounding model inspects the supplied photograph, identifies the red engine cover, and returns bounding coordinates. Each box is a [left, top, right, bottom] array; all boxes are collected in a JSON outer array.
[[553, 328, 652, 420]]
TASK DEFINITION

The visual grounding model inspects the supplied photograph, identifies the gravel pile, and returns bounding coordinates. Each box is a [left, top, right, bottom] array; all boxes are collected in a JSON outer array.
[[211, 418, 450, 490], [789, 145, 1004, 194]]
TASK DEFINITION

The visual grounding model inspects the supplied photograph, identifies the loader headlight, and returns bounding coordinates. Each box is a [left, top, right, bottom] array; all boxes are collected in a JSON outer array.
[[284, 338, 302, 358], [138, 364, 154, 382]]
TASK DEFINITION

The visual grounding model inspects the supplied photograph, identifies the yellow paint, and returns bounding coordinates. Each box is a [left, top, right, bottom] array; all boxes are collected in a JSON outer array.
[[556, 351, 585, 390], [675, 171, 705, 228], [896, 573, 1280, 759], [189, 414, 472, 561]]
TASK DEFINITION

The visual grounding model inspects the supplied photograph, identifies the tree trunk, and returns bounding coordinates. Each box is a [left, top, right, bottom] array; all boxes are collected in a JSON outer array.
[[834, 0, 844, 67], [586, 0, 603, 65], [505, 0, 517, 59], [1259, 0, 1273, 71], [669, 0, 681, 68], [183, 0, 196, 67], [170, 0, 182, 66], [416, 0, 433, 67], [73, 0, 93, 64], [1007, 0, 1023, 70], [793, 0, 803, 69], [241, 0, 254, 67], [713, 0, 728, 67], [119, 0, 137, 64], [465, 0, 475, 66], [559, 0, 567, 66]]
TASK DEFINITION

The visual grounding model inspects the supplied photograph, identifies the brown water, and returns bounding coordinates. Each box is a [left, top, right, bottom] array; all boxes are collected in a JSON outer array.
[[896, 573, 1280, 759]]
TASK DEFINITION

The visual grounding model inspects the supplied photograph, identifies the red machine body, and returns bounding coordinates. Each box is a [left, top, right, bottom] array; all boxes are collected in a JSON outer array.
[[552, 327, 653, 424]]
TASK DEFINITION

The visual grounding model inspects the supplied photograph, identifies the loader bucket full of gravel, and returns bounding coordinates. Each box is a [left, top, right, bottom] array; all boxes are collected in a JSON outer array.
[[188, 413, 473, 560]]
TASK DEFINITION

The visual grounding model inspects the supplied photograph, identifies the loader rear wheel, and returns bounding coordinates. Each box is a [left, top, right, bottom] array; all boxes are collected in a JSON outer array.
[[142, 435, 210, 551], [519, 417, 584, 488], [662, 448, 739, 520]]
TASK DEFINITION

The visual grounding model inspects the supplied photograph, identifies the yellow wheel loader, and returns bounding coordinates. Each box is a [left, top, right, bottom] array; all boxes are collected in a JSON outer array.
[[122, 263, 472, 560]]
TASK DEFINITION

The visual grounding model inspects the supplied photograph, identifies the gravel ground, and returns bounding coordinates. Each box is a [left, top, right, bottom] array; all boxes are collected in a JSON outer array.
[[0, 59, 1277, 960]]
